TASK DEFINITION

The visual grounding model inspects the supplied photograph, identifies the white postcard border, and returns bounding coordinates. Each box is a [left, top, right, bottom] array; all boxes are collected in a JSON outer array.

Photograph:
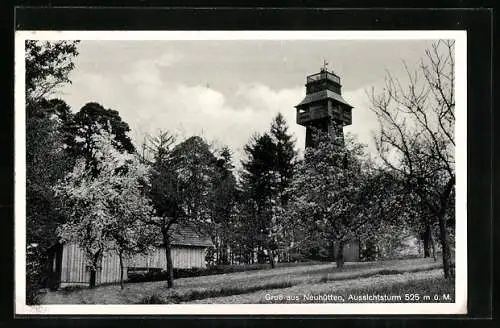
[[15, 30, 467, 315]]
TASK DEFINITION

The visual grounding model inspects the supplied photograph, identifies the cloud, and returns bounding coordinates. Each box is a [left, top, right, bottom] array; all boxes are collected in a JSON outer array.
[[61, 51, 379, 167], [343, 86, 380, 156], [155, 52, 178, 67], [235, 83, 303, 112], [138, 83, 305, 163], [121, 51, 179, 96]]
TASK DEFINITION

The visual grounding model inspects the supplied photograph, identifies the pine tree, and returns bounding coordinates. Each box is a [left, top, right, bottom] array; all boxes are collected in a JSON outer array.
[[210, 147, 237, 265], [240, 133, 277, 265], [146, 134, 218, 288], [237, 114, 298, 267], [270, 113, 297, 206], [269, 113, 297, 262]]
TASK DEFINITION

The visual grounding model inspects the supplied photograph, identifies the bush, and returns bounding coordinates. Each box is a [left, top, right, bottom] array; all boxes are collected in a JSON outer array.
[[128, 267, 219, 283], [127, 268, 166, 283], [126, 261, 327, 284], [360, 239, 379, 262], [137, 294, 166, 304], [377, 269, 403, 275], [128, 265, 268, 283], [205, 246, 216, 266], [60, 285, 86, 294], [26, 244, 44, 305]]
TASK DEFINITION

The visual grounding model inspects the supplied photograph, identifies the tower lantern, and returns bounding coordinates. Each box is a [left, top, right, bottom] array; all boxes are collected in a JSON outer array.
[[295, 66, 354, 148]]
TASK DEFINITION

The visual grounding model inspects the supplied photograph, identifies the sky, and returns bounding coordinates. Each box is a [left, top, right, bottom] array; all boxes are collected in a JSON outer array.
[[57, 39, 435, 164]]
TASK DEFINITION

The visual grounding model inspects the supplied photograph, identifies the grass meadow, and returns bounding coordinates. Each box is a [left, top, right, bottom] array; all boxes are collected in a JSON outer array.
[[39, 258, 452, 304]]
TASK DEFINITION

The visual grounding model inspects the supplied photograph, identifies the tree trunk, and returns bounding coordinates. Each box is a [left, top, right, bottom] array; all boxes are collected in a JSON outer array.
[[330, 240, 336, 262], [89, 250, 101, 289], [220, 236, 229, 265], [437, 177, 455, 279], [119, 251, 124, 290], [335, 241, 344, 268], [430, 229, 437, 261], [162, 229, 174, 288], [438, 213, 453, 278], [422, 224, 431, 258], [268, 249, 275, 268], [89, 269, 96, 289], [257, 246, 264, 264]]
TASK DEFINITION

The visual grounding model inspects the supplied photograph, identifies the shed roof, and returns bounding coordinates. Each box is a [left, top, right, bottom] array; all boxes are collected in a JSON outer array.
[[296, 90, 353, 108], [168, 223, 214, 248], [49, 222, 214, 250]]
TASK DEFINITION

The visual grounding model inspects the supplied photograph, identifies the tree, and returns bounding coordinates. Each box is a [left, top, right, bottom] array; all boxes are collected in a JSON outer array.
[[171, 136, 218, 226], [146, 134, 217, 288], [209, 147, 238, 265], [240, 133, 278, 266], [286, 132, 370, 268], [64, 102, 136, 171], [26, 99, 75, 252], [355, 165, 412, 261], [270, 113, 297, 206], [54, 130, 153, 288], [26, 100, 74, 301], [369, 40, 456, 278], [397, 183, 439, 260], [236, 114, 298, 267], [269, 113, 298, 262], [104, 160, 154, 290], [25, 40, 79, 103], [143, 131, 178, 288], [25, 40, 79, 302]]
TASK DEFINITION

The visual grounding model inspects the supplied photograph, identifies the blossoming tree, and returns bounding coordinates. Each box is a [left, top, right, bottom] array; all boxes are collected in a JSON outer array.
[[54, 129, 153, 288]]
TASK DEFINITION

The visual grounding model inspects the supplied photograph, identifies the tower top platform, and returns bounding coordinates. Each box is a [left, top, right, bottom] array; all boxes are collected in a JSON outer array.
[[294, 67, 354, 130], [306, 70, 341, 85]]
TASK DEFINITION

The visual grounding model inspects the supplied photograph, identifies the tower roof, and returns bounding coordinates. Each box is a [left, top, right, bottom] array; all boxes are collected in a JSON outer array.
[[295, 89, 353, 109]]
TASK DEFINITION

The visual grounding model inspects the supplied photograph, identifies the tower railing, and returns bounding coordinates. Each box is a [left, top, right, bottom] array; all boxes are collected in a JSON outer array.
[[306, 71, 341, 84]]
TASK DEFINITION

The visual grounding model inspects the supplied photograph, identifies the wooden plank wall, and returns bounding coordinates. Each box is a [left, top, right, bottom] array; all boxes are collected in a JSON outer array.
[[60, 243, 206, 287], [172, 247, 206, 268], [129, 247, 165, 269], [60, 242, 89, 285], [60, 242, 128, 286], [96, 251, 127, 285], [343, 242, 360, 262], [129, 246, 207, 269]]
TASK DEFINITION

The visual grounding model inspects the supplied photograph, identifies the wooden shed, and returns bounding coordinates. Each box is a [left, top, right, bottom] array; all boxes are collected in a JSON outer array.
[[128, 224, 213, 270], [46, 224, 213, 289], [337, 240, 360, 262]]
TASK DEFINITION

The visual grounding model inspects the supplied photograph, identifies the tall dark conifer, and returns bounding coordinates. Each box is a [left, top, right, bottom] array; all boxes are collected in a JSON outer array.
[[210, 147, 237, 265], [240, 133, 277, 265], [238, 114, 297, 266], [270, 113, 297, 206], [63, 102, 135, 171]]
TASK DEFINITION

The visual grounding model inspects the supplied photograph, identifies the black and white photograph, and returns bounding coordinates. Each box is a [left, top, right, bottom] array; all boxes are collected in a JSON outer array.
[[15, 31, 467, 315]]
